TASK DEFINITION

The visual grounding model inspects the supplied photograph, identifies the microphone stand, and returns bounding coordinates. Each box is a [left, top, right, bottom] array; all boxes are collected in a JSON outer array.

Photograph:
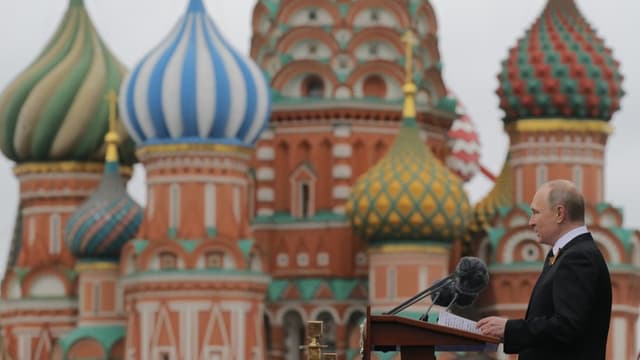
[[384, 274, 454, 315]]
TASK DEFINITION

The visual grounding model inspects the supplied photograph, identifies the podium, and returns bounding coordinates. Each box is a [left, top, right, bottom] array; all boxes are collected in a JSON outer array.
[[362, 307, 500, 360]]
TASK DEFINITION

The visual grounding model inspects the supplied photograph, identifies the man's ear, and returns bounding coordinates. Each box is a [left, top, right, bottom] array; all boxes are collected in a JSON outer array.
[[556, 205, 565, 223]]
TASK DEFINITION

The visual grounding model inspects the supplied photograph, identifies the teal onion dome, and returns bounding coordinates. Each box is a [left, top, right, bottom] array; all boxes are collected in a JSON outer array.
[[0, 0, 136, 164], [64, 96, 143, 258]]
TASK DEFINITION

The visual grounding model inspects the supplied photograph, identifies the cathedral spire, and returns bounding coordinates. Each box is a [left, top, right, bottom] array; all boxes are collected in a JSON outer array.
[[401, 30, 417, 120]]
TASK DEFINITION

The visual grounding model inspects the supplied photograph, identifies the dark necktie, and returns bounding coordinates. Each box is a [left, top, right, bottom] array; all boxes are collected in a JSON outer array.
[[548, 248, 563, 266]]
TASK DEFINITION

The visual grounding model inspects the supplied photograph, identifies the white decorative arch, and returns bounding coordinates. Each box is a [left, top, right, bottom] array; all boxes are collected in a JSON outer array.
[[289, 40, 332, 60], [7, 277, 21, 299], [354, 40, 399, 62], [501, 230, 540, 264], [263, 306, 276, 325], [630, 233, 640, 267], [591, 230, 622, 264], [275, 305, 308, 326], [508, 214, 528, 228], [310, 306, 343, 325], [343, 306, 366, 326], [289, 8, 334, 26], [29, 274, 66, 297], [353, 73, 402, 100], [353, 8, 399, 28], [476, 236, 491, 264]]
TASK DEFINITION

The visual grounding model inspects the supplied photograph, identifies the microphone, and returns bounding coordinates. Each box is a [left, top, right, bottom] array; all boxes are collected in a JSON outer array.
[[419, 257, 488, 320], [388, 257, 489, 317], [454, 256, 489, 296]]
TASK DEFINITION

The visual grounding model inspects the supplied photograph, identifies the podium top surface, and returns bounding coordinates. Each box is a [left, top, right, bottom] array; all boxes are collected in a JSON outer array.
[[369, 314, 500, 347]]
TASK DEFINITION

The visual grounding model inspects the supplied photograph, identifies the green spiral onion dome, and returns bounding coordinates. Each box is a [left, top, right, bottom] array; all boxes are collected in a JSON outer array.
[[0, 0, 136, 164], [497, 0, 624, 123], [346, 118, 472, 243]]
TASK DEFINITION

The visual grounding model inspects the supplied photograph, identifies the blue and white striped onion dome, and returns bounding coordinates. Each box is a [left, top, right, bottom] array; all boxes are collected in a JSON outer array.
[[119, 0, 271, 147]]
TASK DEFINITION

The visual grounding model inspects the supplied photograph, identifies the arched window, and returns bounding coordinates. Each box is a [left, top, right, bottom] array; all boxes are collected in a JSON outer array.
[[346, 311, 365, 353], [264, 314, 273, 353], [204, 184, 217, 234], [363, 75, 387, 98], [205, 251, 224, 269], [573, 165, 583, 192], [247, 174, 256, 222], [303, 75, 324, 98], [249, 252, 263, 271], [93, 283, 101, 314], [159, 252, 177, 270], [387, 267, 396, 300], [283, 311, 305, 360], [301, 183, 310, 218], [316, 311, 336, 351], [290, 163, 316, 218], [148, 187, 155, 219], [536, 165, 547, 189], [50, 214, 61, 255], [169, 184, 180, 236], [516, 167, 523, 203]]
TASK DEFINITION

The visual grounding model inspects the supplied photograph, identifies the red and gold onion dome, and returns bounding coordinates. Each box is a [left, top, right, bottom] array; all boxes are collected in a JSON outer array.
[[497, 0, 624, 122]]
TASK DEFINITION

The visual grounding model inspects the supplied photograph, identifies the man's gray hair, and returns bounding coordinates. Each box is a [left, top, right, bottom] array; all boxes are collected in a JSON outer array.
[[546, 179, 585, 223]]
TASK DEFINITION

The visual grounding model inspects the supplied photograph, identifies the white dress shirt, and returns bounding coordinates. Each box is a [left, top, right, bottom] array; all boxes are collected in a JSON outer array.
[[552, 225, 589, 256]]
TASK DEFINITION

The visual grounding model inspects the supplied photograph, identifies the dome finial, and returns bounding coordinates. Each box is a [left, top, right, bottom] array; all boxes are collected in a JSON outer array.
[[401, 30, 417, 120], [105, 90, 120, 164]]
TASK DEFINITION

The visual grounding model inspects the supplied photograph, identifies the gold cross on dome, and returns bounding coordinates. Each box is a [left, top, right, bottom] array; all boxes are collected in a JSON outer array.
[[105, 90, 119, 134], [401, 30, 417, 83]]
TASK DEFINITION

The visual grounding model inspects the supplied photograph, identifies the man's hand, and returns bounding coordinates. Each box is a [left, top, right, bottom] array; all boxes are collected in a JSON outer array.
[[477, 316, 507, 339]]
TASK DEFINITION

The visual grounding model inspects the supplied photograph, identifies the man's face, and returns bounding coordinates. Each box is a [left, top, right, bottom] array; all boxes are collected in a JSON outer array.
[[529, 186, 561, 246]]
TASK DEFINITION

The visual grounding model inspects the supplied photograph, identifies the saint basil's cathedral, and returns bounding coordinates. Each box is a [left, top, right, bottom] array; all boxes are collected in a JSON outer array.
[[0, 0, 637, 359]]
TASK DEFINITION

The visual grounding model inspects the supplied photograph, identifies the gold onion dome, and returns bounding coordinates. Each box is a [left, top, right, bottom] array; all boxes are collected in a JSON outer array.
[[347, 31, 471, 243], [472, 153, 514, 232], [0, 0, 135, 164]]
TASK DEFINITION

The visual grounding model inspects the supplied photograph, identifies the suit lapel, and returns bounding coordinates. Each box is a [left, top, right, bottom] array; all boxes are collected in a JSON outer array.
[[525, 250, 554, 319], [524, 233, 593, 319]]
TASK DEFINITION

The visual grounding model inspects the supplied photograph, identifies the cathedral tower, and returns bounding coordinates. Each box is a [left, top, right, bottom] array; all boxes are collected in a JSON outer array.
[[474, 1, 639, 359], [0, 1, 135, 358], [249, 1, 460, 357], [346, 32, 472, 359], [118, 0, 271, 358]]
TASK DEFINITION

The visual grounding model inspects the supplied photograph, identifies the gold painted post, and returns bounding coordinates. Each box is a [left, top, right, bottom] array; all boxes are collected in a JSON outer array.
[[323, 353, 337, 360], [301, 321, 327, 360]]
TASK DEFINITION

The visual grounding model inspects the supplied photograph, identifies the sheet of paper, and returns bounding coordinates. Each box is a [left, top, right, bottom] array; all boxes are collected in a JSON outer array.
[[437, 311, 482, 334]]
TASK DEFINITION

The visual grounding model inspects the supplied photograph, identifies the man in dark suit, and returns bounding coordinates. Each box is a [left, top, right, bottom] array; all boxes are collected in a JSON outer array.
[[477, 180, 612, 359]]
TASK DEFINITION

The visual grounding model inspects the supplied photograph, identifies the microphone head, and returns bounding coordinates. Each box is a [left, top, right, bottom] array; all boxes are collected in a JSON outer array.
[[455, 256, 490, 295], [455, 292, 478, 307], [430, 282, 456, 306], [430, 281, 478, 308]]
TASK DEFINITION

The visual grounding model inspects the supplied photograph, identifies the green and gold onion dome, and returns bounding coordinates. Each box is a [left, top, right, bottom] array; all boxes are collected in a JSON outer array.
[[0, 0, 136, 164], [346, 31, 472, 243], [64, 92, 142, 259]]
